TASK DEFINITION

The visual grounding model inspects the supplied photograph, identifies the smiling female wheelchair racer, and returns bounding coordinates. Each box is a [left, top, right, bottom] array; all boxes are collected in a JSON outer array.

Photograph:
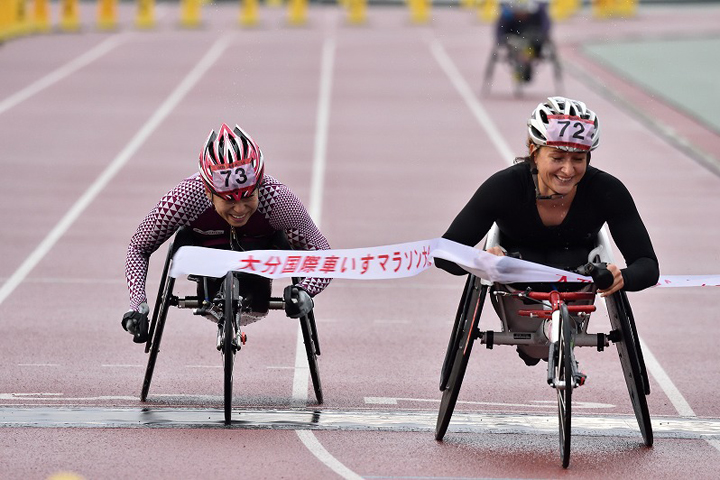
[[121, 123, 331, 343], [435, 96, 659, 365]]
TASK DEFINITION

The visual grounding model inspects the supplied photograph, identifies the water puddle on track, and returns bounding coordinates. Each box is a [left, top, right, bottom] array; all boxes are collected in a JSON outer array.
[[1, 406, 719, 440]]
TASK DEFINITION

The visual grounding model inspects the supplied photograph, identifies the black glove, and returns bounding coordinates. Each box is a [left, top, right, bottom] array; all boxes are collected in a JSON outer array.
[[283, 285, 314, 318], [122, 303, 149, 344]]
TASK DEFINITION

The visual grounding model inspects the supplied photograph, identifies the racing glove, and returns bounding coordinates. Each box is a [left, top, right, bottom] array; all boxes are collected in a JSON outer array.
[[283, 285, 314, 319], [122, 302, 150, 344]]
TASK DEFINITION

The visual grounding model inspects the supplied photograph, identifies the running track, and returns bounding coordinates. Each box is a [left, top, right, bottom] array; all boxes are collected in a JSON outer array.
[[1, 3, 720, 479]]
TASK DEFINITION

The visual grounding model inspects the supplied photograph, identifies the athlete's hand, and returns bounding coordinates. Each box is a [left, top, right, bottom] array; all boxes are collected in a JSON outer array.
[[283, 285, 314, 318], [598, 264, 625, 297], [486, 246, 506, 257], [122, 302, 150, 344]]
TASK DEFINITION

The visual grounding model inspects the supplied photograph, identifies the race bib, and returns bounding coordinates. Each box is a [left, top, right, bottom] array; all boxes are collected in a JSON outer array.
[[546, 115, 596, 151], [210, 160, 256, 193]]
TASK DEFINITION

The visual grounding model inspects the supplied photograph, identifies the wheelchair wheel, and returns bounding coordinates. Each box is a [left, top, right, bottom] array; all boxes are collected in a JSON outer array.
[[435, 276, 486, 441], [557, 304, 573, 469], [140, 242, 176, 402], [481, 45, 500, 96], [606, 291, 653, 447], [222, 272, 239, 425], [439, 274, 475, 391], [300, 310, 323, 404]]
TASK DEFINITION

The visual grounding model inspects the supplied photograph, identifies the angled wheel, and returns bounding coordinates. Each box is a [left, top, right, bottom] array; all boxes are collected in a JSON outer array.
[[141, 241, 176, 402], [606, 291, 653, 446], [557, 304, 573, 469], [435, 275, 486, 441], [222, 272, 239, 425], [482, 45, 500, 96], [300, 310, 323, 404]]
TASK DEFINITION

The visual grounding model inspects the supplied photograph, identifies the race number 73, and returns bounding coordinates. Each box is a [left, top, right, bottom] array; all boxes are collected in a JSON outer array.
[[210, 162, 256, 192]]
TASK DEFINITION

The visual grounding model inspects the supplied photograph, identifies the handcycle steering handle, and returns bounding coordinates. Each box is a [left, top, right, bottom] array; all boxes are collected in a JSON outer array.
[[577, 262, 614, 290]]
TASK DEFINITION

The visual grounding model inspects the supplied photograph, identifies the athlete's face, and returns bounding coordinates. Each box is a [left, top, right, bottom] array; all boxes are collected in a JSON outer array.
[[533, 146, 588, 197], [208, 189, 259, 227]]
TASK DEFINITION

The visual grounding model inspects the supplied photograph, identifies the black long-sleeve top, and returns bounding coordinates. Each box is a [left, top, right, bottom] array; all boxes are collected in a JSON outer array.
[[436, 163, 659, 291]]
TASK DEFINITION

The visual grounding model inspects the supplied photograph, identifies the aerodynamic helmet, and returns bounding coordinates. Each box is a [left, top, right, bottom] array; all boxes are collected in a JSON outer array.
[[527, 96, 600, 152], [198, 123, 264, 201]]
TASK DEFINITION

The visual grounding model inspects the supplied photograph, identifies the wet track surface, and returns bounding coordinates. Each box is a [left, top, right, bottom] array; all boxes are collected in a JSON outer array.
[[3, 406, 720, 440], [2, 3, 720, 479]]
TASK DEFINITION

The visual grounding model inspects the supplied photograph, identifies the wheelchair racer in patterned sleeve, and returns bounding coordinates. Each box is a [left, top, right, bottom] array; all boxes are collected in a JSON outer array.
[[122, 123, 331, 344]]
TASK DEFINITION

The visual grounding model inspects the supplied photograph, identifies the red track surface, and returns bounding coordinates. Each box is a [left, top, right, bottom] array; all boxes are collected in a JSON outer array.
[[1, 4, 719, 479]]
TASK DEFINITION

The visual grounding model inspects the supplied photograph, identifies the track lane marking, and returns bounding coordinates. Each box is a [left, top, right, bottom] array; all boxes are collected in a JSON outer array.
[[0, 35, 128, 116], [290, 17, 363, 479], [0, 34, 234, 309]]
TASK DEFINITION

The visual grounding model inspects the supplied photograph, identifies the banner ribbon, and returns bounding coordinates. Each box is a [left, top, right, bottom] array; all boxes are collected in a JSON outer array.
[[169, 238, 720, 288]]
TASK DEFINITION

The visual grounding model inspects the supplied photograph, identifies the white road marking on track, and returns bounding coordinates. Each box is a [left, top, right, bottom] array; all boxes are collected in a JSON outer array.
[[0, 33, 234, 310], [0, 35, 128, 116], [428, 37, 515, 166], [296, 430, 364, 480], [291, 24, 363, 480], [364, 397, 615, 409], [639, 337, 696, 417]]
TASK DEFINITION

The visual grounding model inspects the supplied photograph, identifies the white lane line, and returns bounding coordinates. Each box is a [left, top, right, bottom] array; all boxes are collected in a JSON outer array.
[[293, 29, 362, 480], [296, 430, 364, 480], [0, 35, 128, 116], [428, 37, 515, 166], [639, 337, 696, 417], [308, 37, 336, 223], [292, 35, 336, 407], [0, 33, 233, 310]]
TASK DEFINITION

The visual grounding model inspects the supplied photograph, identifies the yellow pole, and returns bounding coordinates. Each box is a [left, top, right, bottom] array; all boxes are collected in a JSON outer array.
[[97, 0, 117, 30], [59, 0, 80, 31], [180, 0, 202, 27], [1, 0, 16, 40], [477, 0, 498, 24], [614, 0, 636, 17], [239, 0, 259, 26], [33, 0, 51, 32], [12, 0, 33, 36], [266, 0, 282, 7], [592, 0, 613, 18], [346, 0, 365, 25], [135, 0, 155, 28], [409, 0, 430, 24], [287, 0, 306, 26]]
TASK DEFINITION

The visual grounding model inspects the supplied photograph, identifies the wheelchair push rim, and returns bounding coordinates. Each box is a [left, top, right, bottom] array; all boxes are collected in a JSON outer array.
[[435, 276, 486, 441]]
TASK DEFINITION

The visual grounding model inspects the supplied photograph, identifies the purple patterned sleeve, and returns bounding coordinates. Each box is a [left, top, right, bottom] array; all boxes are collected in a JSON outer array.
[[125, 176, 211, 311], [258, 176, 332, 296]]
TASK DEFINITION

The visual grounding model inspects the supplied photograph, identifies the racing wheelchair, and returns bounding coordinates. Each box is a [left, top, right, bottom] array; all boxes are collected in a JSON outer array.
[[482, 30, 563, 97], [435, 225, 652, 468], [139, 227, 323, 425]]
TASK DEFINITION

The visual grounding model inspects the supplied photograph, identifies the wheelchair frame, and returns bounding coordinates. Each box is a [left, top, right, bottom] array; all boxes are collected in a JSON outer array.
[[482, 34, 564, 97], [436, 225, 652, 468], [139, 230, 323, 425]]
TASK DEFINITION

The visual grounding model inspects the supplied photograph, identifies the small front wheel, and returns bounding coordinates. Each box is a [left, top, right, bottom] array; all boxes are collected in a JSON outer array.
[[557, 304, 573, 469], [222, 272, 239, 425]]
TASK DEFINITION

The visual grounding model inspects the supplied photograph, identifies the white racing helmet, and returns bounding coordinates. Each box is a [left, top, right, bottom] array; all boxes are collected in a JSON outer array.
[[527, 96, 600, 152]]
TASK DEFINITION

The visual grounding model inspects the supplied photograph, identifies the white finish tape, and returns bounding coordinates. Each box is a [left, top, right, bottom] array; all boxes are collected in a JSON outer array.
[[169, 238, 718, 287]]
